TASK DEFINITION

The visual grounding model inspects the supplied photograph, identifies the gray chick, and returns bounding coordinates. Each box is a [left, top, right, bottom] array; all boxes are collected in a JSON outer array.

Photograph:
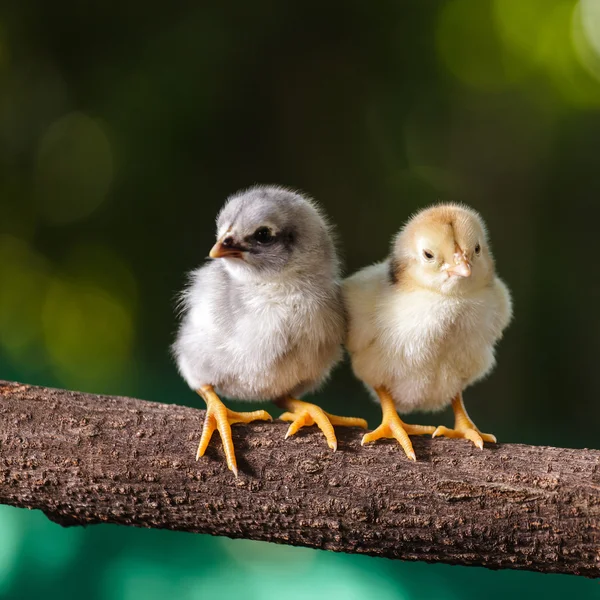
[[173, 185, 367, 476]]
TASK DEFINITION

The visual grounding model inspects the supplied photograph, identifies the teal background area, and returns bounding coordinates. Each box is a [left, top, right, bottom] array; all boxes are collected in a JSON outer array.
[[1, 1, 600, 598]]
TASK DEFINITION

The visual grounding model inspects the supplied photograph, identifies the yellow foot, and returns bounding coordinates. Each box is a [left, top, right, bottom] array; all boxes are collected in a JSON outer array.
[[362, 416, 435, 461], [196, 386, 272, 477], [432, 425, 496, 449], [362, 387, 435, 461], [431, 392, 497, 449], [278, 397, 367, 451]]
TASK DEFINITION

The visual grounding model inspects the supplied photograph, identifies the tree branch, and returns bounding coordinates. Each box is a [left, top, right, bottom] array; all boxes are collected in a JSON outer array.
[[0, 380, 598, 577]]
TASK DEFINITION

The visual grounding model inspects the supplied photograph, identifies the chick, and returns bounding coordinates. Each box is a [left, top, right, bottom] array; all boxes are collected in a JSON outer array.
[[173, 185, 366, 476], [343, 204, 512, 460]]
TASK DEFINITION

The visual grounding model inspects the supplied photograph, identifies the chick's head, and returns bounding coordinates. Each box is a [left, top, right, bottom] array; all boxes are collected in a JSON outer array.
[[391, 204, 495, 295], [210, 185, 338, 280]]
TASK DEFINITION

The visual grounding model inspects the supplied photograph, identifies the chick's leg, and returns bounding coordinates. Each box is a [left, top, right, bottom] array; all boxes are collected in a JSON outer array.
[[277, 397, 367, 452], [361, 387, 435, 461], [196, 386, 272, 477], [432, 393, 496, 449]]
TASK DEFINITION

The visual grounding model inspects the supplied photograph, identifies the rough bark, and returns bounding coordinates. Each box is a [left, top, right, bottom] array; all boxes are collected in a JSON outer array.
[[0, 380, 598, 577]]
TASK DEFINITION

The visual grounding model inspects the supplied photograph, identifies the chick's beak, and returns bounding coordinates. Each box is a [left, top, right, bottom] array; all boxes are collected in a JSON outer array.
[[447, 260, 471, 278], [444, 247, 471, 277], [209, 238, 245, 259]]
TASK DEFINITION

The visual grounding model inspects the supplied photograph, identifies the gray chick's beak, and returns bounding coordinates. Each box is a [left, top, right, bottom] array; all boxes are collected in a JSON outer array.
[[209, 237, 246, 259]]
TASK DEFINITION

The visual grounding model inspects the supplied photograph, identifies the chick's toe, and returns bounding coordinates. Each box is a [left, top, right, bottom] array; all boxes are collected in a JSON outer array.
[[431, 393, 496, 449], [361, 387, 435, 461], [196, 386, 272, 477], [278, 397, 367, 452]]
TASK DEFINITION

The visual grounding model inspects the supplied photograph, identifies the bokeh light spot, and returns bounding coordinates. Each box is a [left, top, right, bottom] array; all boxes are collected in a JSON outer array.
[[580, 0, 600, 57], [35, 112, 113, 224], [493, 0, 550, 63], [537, 1, 600, 107], [42, 277, 134, 388], [20, 508, 85, 572], [0, 61, 69, 158], [0, 235, 50, 363], [219, 538, 316, 575], [0, 506, 24, 594], [103, 559, 181, 600], [191, 549, 408, 600], [62, 242, 139, 310], [573, 0, 600, 83], [494, 0, 600, 106], [437, 0, 528, 91]]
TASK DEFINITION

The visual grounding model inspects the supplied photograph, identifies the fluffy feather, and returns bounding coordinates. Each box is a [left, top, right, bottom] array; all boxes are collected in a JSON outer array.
[[344, 203, 512, 414], [173, 185, 344, 401]]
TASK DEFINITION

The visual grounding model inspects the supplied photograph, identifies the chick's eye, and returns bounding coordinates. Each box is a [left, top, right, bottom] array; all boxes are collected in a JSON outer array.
[[253, 227, 275, 244], [423, 249, 434, 261], [474, 243, 481, 255]]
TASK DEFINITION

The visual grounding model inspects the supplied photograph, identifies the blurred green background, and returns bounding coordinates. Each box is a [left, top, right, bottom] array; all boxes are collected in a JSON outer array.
[[1, 0, 600, 598]]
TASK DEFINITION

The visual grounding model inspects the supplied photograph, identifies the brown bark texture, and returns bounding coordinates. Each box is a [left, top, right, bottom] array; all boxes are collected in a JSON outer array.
[[0, 380, 599, 577]]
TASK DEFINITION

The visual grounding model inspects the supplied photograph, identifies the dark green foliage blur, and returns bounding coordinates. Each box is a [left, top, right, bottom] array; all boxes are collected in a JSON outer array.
[[1, 1, 599, 598]]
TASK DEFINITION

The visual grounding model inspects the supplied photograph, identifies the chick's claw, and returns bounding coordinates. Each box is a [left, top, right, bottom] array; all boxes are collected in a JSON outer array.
[[362, 430, 415, 461], [431, 393, 497, 449], [278, 397, 367, 451], [361, 416, 435, 461], [432, 425, 496, 449], [196, 387, 272, 477], [227, 408, 273, 425], [363, 387, 435, 461]]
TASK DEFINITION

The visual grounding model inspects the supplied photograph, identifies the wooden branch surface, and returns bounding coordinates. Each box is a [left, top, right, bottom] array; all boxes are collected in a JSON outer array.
[[0, 380, 599, 577]]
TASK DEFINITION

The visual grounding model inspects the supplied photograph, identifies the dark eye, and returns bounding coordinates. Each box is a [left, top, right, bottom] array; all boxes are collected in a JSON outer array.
[[423, 249, 434, 261], [253, 227, 275, 244], [474, 243, 481, 255]]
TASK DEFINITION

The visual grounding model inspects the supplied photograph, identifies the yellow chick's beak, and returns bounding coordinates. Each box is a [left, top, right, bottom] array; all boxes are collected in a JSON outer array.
[[446, 260, 471, 278], [209, 240, 245, 259]]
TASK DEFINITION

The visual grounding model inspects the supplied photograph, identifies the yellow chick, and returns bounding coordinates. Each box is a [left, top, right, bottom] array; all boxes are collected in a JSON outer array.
[[343, 204, 512, 460]]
